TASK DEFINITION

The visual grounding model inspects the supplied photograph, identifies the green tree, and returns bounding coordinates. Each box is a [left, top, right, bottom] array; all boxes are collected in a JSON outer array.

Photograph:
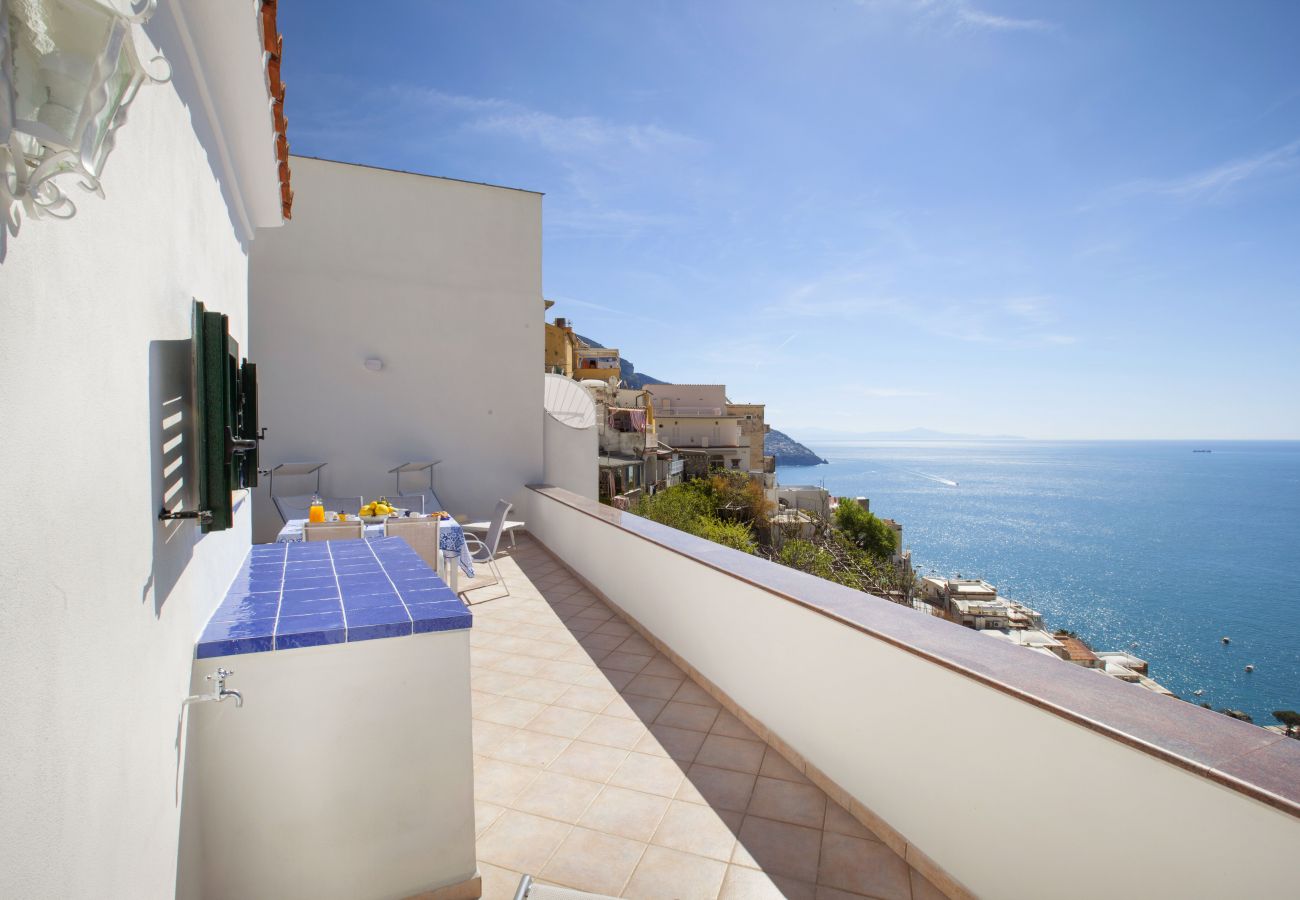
[[778, 539, 863, 590], [834, 498, 898, 560], [1273, 710, 1300, 736], [689, 515, 758, 554], [633, 483, 713, 532]]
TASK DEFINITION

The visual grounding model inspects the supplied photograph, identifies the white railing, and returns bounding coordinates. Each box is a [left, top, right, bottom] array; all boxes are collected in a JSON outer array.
[[524, 485, 1300, 900], [654, 405, 724, 416]]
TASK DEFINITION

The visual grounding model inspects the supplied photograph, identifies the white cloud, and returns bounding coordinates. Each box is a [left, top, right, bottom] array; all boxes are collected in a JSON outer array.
[[858, 0, 1054, 33], [1088, 138, 1300, 208]]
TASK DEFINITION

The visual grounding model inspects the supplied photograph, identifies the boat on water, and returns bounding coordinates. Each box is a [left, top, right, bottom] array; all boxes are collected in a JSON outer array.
[[1193, 449, 1212, 453]]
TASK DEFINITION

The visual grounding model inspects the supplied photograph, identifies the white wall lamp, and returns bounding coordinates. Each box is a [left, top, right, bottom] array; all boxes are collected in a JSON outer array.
[[0, 0, 170, 235], [363, 357, 384, 372]]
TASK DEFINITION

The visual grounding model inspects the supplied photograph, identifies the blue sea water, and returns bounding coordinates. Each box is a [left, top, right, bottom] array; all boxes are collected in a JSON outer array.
[[779, 440, 1300, 724]]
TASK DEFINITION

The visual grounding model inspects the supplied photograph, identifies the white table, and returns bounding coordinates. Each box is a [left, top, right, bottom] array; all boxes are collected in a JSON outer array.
[[275, 517, 472, 591], [462, 519, 525, 549]]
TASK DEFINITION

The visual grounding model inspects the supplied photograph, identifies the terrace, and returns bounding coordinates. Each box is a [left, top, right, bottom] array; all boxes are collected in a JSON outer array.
[[469, 536, 938, 900]]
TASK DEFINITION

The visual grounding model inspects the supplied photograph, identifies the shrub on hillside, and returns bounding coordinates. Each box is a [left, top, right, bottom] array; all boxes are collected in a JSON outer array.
[[834, 498, 898, 560]]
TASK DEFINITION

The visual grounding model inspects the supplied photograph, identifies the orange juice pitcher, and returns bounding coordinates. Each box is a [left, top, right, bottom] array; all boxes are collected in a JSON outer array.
[[308, 494, 326, 523]]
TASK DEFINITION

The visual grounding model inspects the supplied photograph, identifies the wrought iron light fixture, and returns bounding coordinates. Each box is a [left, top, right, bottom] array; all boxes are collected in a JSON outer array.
[[0, 0, 169, 234]]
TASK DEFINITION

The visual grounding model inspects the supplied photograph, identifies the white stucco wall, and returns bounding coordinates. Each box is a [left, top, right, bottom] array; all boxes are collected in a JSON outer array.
[[544, 411, 598, 499], [0, 9, 270, 897], [176, 632, 477, 900], [249, 157, 544, 542], [525, 488, 1300, 900]]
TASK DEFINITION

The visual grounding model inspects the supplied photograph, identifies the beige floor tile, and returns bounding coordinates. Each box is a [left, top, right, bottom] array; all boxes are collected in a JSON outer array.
[[593, 620, 634, 637], [615, 635, 657, 656], [536, 660, 596, 685], [720, 865, 817, 900], [640, 655, 687, 679], [580, 667, 636, 690], [758, 747, 810, 784], [478, 862, 526, 900], [556, 645, 599, 664], [602, 693, 668, 722], [577, 714, 647, 750], [677, 764, 757, 813], [816, 832, 911, 900], [600, 650, 654, 674], [696, 734, 767, 774], [652, 799, 742, 861], [625, 673, 685, 700], [747, 776, 827, 829], [484, 729, 572, 768], [500, 678, 571, 705], [546, 740, 630, 783], [477, 810, 572, 873], [475, 756, 542, 806], [491, 654, 551, 677], [911, 869, 950, 900], [475, 800, 505, 837], [577, 632, 626, 652], [608, 751, 688, 798], [472, 670, 529, 696], [672, 680, 722, 708], [477, 696, 548, 727], [711, 710, 761, 741], [636, 723, 707, 763], [657, 700, 721, 733], [554, 685, 619, 713], [823, 802, 874, 840], [578, 784, 672, 842], [624, 845, 729, 900], [471, 720, 517, 756], [733, 816, 823, 883], [511, 770, 604, 824], [524, 705, 597, 740], [539, 826, 648, 896]]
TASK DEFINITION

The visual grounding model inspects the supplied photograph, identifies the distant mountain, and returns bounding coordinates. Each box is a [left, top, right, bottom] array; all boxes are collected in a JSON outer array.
[[796, 427, 1026, 441], [766, 429, 828, 467]]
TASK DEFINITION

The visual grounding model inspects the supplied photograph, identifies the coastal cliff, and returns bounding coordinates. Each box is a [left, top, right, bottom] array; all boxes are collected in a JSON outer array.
[[765, 429, 827, 466]]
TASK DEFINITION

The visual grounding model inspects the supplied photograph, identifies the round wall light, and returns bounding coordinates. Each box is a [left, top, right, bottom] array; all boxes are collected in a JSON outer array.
[[364, 357, 384, 372]]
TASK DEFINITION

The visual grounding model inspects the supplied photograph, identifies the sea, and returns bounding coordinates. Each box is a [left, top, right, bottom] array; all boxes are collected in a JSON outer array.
[[778, 440, 1300, 724]]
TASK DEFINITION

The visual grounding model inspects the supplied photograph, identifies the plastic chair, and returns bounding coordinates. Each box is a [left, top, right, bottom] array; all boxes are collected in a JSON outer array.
[[273, 494, 363, 524], [303, 520, 363, 542], [462, 499, 512, 602]]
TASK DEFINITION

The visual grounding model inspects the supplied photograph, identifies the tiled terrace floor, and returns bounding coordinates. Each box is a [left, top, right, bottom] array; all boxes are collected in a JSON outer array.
[[467, 536, 943, 900]]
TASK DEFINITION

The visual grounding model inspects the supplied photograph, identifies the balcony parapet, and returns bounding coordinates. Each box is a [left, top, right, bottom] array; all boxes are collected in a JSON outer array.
[[524, 484, 1300, 900]]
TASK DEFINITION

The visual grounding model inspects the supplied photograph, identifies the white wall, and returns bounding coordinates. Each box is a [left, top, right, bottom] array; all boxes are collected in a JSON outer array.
[[177, 632, 477, 900], [525, 488, 1300, 900], [544, 412, 598, 499], [0, 9, 268, 897], [249, 157, 544, 542]]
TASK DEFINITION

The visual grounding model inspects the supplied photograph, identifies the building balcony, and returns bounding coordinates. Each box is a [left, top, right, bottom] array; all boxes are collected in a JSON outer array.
[[500, 485, 1300, 900]]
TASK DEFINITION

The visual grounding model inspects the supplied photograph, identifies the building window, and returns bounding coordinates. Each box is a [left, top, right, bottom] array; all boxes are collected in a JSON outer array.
[[730, 459, 740, 468]]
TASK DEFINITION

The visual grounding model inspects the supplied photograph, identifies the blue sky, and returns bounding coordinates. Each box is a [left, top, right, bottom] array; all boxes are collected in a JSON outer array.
[[281, 1, 1299, 439]]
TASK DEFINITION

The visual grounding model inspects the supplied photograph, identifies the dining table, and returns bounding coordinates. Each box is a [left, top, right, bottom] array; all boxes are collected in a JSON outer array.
[[275, 516, 474, 591]]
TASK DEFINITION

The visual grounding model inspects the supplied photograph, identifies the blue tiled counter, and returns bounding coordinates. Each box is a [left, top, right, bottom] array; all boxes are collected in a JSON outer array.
[[198, 537, 471, 658], [182, 537, 479, 899]]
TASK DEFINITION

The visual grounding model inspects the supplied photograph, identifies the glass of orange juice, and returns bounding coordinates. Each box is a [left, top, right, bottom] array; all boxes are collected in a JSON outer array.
[[308, 494, 326, 523]]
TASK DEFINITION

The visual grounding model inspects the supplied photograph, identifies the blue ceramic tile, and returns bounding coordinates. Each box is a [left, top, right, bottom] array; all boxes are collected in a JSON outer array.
[[347, 621, 412, 642], [286, 545, 330, 559], [210, 595, 280, 622], [201, 616, 276, 642], [342, 591, 401, 611], [276, 610, 345, 634], [399, 587, 459, 606], [413, 613, 473, 634], [284, 562, 332, 576], [198, 635, 274, 658], [274, 628, 345, 651], [337, 577, 396, 597], [279, 594, 343, 617], [280, 584, 340, 602], [342, 604, 411, 626], [280, 574, 337, 590]]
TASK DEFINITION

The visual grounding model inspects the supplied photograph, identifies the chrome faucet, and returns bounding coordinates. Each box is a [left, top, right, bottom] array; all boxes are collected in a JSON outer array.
[[184, 667, 243, 708]]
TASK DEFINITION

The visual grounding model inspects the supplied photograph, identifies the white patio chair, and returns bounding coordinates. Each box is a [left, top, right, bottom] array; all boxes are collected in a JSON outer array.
[[303, 520, 363, 542], [513, 875, 616, 900], [273, 494, 363, 524], [461, 499, 512, 603]]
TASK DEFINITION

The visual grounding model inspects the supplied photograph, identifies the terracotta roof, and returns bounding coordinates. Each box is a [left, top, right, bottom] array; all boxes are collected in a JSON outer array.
[[1056, 636, 1100, 664], [260, 0, 292, 219]]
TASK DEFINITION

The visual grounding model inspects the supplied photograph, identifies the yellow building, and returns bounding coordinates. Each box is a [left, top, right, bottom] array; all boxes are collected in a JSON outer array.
[[574, 345, 622, 383], [543, 301, 578, 376]]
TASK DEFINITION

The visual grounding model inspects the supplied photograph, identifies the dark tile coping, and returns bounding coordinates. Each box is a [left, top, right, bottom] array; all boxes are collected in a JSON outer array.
[[196, 537, 471, 659], [528, 484, 1300, 820]]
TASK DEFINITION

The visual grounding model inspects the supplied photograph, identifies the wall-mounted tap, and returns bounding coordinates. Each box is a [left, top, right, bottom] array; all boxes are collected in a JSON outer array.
[[184, 667, 243, 708]]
